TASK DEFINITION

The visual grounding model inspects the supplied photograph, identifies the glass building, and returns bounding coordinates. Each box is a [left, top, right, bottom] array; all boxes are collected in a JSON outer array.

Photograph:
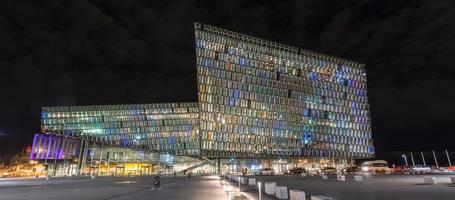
[[30, 23, 374, 176], [40, 103, 200, 156], [195, 23, 373, 160]]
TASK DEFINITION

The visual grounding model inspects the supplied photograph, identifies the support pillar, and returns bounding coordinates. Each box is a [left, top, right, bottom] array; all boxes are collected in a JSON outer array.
[[76, 138, 85, 176], [81, 140, 89, 175], [98, 143, 104, 176], [107, 144, 111, 176], [53, 136, 62, 176], [217, 158, 221, 175], [123, 148, 128, 176], [90, 141, 95, 175]]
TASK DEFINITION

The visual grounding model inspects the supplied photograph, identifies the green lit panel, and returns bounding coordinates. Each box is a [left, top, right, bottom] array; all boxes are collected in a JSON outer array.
[[195, 23, 373, 159], [40, 103, 200, 156]]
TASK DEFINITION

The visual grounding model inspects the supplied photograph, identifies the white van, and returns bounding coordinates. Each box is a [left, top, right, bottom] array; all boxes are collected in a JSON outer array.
[[361, 160, 390, 173]]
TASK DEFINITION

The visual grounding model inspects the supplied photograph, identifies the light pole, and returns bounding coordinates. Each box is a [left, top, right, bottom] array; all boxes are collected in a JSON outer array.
[[258, 182, 262, 200], [421, 152, 426, 166], [432, 150, 439, 168], [410, 152, 415, 166], [445, 149, 452, 166], [402, 154, 408, 166]]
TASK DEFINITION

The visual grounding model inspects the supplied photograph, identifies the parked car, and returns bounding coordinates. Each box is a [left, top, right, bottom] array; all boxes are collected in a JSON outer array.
[[320, 167, 337, 175], [255, 168, 275, 176], [410, 165, 432, 174], [285, 167, 306, 175], [343, 166, 360, 174], [393, 165, 411, 173], [361, 160, 390, 173]]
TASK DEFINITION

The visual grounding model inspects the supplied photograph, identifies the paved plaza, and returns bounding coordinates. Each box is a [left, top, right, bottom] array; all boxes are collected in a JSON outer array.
[[0, 175, 228, 200], [1, 174, 455, 200]]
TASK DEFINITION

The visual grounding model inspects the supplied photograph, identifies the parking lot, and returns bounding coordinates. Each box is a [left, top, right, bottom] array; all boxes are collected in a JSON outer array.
[[226, 173, 455, 200]]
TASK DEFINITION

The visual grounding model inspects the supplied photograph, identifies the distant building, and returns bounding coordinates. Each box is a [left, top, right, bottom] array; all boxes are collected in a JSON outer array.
[[30, 23, 374, 176]]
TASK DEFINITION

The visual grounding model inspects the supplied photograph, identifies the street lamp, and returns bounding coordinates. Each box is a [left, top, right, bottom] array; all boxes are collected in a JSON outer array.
[[402, 154, 408, 166]]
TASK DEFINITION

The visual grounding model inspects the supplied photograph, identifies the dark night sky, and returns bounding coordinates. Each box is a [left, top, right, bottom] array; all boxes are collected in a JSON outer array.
[[1, 0, 454, 157]]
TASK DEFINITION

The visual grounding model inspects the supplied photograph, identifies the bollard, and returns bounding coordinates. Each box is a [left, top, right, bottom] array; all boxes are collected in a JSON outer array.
[[300, 172, 307, 177], [322, 175, 328, 180], [354, 175, 363, 182], [451, 177, 455, 184], [290, 189, 306, 200], [240, 177, 248, 185], [258, 182, 262, 200], [275, 186, 288, 199], [337, 175, 345, 182], [424, 177, 437, 184], [264, 182, 276, 195], [249, 178, 256, 185], [91, 175, 96, 179], [311, 195, 334, 200], [45, 176, 50, 181]]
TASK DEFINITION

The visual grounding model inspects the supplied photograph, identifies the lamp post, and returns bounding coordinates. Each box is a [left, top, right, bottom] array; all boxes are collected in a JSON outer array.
[[421, 152, 426, 166], [432, 150, 439, 168], [402, 154, 408, 166], [445, 149, 452, 166], [258, 182, 262, 200], [410, 152, 415, 166]]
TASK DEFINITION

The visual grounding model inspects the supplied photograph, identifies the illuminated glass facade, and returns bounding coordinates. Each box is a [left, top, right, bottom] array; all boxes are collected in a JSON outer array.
[[40, 103, 200, 156], [33, 23, 374, 173], [195, 23, 373, 159]]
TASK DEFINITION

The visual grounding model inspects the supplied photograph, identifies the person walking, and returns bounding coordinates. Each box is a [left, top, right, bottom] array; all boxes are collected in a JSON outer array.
[[152, 175, 161, 190]]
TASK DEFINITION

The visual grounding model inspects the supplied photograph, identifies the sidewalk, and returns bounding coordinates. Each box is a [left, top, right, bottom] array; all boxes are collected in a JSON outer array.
[[221, 176, 276, 200]]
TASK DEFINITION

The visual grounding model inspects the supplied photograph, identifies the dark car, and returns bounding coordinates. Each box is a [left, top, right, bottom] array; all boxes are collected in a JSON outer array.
[[343, 166, 360, 174], [285, 167, 306, 175], [321, 167, 337, 175]]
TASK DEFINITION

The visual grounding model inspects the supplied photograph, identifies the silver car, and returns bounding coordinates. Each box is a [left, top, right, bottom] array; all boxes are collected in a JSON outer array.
[[256, 168, 275, 176], [410, 165, 431, 174]]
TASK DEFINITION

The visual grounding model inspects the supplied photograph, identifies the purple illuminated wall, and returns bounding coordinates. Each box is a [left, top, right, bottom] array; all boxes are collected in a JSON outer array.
[[29, 134, 80, 160]]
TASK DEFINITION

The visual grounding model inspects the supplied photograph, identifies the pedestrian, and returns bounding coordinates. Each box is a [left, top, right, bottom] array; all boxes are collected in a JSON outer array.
[[152, 175, 161, 190]]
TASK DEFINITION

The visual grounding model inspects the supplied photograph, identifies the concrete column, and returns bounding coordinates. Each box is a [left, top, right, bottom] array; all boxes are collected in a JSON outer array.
[[217, 158, 221, 175], [149, 152, 152, 175], [98, 143, 104, 176], [107, 144, 111, 175], [133, 150, 137, 175], [157, 152, 161, 174], [53, 136, 62, 176], [123, 148, 128, 176], [81, 140, 89, 175], [140, 151, 144, 175], [76, 138, 85, 176], [90, 141, 95, 175]]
